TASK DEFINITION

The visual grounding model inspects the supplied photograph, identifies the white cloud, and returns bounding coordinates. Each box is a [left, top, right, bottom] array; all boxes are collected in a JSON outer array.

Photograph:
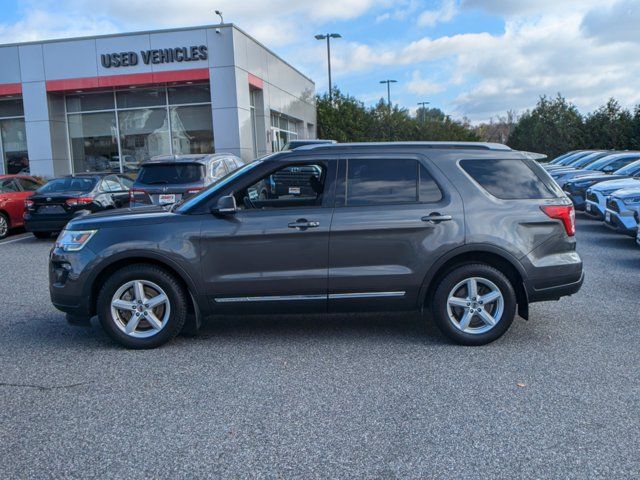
[[417, 0, 458, 27], [407, 70, 446, 95]]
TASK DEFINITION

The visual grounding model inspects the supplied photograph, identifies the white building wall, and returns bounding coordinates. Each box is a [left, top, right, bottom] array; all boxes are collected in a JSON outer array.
[[0, 24, 316, 174]]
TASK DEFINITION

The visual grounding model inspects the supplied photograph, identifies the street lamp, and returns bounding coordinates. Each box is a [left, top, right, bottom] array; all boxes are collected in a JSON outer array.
[[380, 79, 397, 107], [417, 101, 430, 123], [380, 79, 397, 140], [214, 10, 224, 23], [315, 33, 341, 103]]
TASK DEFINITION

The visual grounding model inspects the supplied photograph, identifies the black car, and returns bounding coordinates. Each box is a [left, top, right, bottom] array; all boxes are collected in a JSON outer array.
[[564, 159, 640, 210], [50, 142, 582, 349], [130, 154, 244, 207], [24, 173, 133, 238]]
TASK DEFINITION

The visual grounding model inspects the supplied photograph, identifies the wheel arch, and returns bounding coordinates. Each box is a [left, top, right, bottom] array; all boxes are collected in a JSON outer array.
[[0, 209, 10, 226], [87, 253, 205, 329], [420, 245, 529, 320]]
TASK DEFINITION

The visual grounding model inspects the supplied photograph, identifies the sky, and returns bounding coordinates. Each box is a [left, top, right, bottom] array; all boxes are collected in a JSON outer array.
[[0, 0, 639, 123]]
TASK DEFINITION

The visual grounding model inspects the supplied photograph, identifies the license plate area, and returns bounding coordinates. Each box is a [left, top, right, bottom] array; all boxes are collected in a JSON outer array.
[[38, 205, 65, 214], [605, 211, 611, 222], [158, 194, 176, 205], [586, 204, 592, 212]]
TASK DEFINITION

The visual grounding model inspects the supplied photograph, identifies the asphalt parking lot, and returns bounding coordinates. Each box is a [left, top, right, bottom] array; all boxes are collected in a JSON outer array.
[[0, 216, 638, 479]]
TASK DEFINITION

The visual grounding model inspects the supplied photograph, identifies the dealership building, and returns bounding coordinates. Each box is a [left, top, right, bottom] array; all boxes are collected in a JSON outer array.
[[0, 24, 316, 177]]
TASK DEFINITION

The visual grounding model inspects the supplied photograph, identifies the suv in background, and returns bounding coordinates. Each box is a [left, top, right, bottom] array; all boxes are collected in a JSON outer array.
[[49, 142, 582, 349], [603, 187, 640, 236], [130, 154, 244, 207], [283, 139, 336, 150]]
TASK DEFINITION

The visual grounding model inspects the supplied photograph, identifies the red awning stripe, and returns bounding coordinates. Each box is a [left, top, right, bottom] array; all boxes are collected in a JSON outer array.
[[0, 83, 22, 96], [248, 73, 264, 89], [46, 68, 210, 92]]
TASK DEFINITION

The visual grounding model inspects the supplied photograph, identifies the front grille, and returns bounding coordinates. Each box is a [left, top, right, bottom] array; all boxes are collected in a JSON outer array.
[[586, 191, 598, 202], [607, 198, 620, 213]]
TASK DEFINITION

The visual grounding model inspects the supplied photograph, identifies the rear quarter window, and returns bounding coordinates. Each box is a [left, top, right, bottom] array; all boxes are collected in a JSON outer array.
[[460, 158, 563, 199]]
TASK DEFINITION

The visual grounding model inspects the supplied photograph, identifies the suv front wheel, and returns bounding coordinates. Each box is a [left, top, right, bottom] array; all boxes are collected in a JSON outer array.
[[431, 263, 516, 346], [97, 264, 188, 349]]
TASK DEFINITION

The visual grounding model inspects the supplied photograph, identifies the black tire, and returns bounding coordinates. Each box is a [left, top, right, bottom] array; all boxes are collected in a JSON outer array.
[[97, 264, 188, 349], [0, 213, 9, 239], [33, 231, 52, 239], [431, 263, 516, 346]]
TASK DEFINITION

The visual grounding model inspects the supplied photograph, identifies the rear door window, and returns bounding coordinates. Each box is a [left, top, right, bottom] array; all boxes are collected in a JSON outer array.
[[460, 158, 562, 199], [137, 163, 204, 185], [345, 159, 442, 206]]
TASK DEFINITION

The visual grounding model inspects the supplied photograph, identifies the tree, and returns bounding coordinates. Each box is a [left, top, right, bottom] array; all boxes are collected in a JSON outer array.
[[507, 94, 584, 158], [316, 89, 478, 143], [583, 99, 633, 150]]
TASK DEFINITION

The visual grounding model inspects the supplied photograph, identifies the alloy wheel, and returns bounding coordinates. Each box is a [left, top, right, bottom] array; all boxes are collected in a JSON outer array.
[[0, 216, 7, 238], [446, 277, 504, 334], [110, 280, 171, 338]]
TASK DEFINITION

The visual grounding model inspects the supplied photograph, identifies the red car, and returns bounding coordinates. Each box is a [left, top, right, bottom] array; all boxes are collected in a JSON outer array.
[[0, 175, 42, 239]]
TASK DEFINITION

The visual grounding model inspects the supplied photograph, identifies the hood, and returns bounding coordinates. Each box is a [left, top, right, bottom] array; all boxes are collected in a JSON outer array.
[[567, 174, 627, 186], [592, 178, 640, 193], [66, 205, 173, 230], [610, 187, 640, 200]]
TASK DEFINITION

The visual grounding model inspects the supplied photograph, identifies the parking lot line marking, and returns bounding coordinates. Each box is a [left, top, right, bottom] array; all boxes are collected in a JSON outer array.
[[0, 234, 33, 246]]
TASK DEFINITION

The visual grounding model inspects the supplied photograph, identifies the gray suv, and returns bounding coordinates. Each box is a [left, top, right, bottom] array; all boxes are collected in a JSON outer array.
[[49, 142, 583, 349]]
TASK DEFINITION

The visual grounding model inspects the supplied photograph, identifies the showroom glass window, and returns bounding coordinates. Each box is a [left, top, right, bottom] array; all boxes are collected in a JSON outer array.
[[0, 98, 29, 175], [270, 112, 301, 151], [65, 84, 214, 174]]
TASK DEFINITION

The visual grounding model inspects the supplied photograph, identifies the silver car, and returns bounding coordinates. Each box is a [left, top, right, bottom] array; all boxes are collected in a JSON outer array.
[[604, 187, 640, 236], [130, 153, 244, 207]]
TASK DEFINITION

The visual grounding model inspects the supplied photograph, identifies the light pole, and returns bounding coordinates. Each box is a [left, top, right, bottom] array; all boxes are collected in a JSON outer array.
[[380, 79, 397, 108], [315, 33, 341, 103], [214, 10, 224, 23], [417, 101, 430, 123], [380, 79, 397, 140]]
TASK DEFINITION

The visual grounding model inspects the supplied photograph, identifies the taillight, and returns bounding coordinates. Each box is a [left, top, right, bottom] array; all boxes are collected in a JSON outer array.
[[66, 197, 93, 206], [25, 199, 34, 208], [130, 189, 150, 204], [541, 204, 576, 236]]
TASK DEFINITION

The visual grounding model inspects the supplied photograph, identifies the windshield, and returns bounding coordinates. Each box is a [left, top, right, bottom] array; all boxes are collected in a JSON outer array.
[[571, 152, 608, 168], [38, 177, 97, 193], [137, 163, 204, 185], [585, 155, 622, 170], [175, 159, 264, 212], [614, 159, 640, 176], [558, 152, 590, 165]]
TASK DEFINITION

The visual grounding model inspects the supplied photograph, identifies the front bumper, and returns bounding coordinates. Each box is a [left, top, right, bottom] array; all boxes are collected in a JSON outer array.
[[584, 199, 605, 219], [49, 246, 97, 318], [604, 208, 638, 236]]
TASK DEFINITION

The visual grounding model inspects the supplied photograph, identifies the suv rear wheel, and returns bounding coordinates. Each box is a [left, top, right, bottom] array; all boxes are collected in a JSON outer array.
[[431, 263, 516, 346], [97, 264, 187, 349]]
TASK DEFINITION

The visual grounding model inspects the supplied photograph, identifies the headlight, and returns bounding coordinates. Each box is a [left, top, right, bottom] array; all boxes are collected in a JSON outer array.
[[623, 196, 640, 205], [55, 229, 97, 252]]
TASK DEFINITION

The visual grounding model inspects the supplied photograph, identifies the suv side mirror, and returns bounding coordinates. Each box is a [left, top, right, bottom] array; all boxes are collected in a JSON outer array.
[[212, 194, 237, 214]]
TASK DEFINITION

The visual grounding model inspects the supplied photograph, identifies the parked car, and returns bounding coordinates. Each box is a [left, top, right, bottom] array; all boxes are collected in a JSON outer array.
[[24, 173, 133, 238], [550, 152, 640, 188], [585, 177, 640, 219], [49, 142, 583, 349], [130, 154, 244, 207], [603, 187, 640, 236], [283, 139, 336, 150], [0, 175, 42, 239], [543, 151, 594, 170], [252, 164, 323, 200], [545, 151, 613, 174], [563, 159, 640, 210]]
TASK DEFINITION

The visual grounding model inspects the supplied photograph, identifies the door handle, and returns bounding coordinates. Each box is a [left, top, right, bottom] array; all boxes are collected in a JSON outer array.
[[288, 219, 320, 229], [421, 212, 452, 224]]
